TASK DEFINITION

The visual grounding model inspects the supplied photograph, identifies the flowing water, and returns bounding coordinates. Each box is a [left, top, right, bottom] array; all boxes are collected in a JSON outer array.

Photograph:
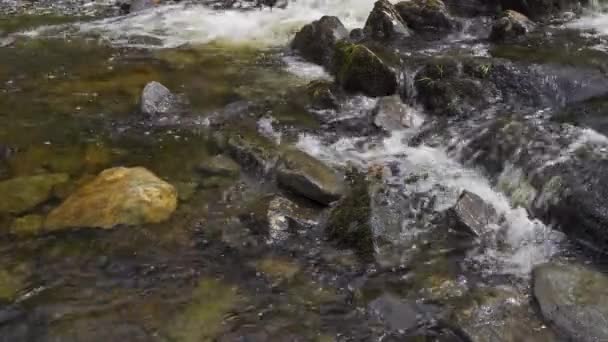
[[1, 0, 607, 341]]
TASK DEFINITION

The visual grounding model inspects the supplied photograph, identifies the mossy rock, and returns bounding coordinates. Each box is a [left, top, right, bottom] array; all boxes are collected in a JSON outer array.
[[0, 263, 28, 302], [333, 41, 398, 97], [326, 171, 374, 260], [291, 16, 349, 68], [306, 80, 340, 110], [166, 278, 240, 342], [395, 0, 459, 35], [10, 214, 44, 237], [363, 0, 411, 41], [224, 128, 281, 176], [45, 167, 177, 230], [0, 173, 69, 214]]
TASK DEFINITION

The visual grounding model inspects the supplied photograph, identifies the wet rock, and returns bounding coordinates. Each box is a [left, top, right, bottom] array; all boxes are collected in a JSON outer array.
[[500, 0, 585, 20], [239, 194, 319, 242], [533, 263, 608, 342], [166, 278, 239, 342], [445, 190, 499, 237], [291, 16, 349, 69], [489, 10, 536, 42], [45, 167, 177, 230], [333, 42, 398, 97], [197, 155, 240, 177], [10, 215, 44, 237], [443, 0, 501, 17], [372, 95, 414, 131], [0, 36, 15, 48], [276, 149, 345, 205], [350, 28, 365, 42], [306, 80, 340, 110], [139, 81, 179, 117], [224, 130, 280, 175], [326, 171, 374, 259], [368, 294, 423, 332], [0, 173, 69, 215], [363, 0, 411, 41], [395, 0, 460, 36]]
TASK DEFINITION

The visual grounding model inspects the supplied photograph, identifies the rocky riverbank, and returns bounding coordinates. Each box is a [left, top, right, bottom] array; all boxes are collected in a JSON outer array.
[[1, 0, 608, 340]]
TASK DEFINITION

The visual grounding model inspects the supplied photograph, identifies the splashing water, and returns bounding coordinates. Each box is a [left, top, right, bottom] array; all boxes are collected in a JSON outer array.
[[73, 0, 381, 48], [297, 123, 563, 277]]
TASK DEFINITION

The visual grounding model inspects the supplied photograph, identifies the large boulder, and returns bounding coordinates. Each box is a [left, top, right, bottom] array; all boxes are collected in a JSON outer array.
[[533, 263, 608, 342], [489, 10, 536, 42], [291, 16, 349, 69], [395, 0, 460, 36], [276, 148, 345, 205], [333, 42, 399, 97], [363, 0, 411, 41], [0, 173, 69, 215], [45, 167, 177, 230], [140, 81, 180, 117], [445, 190, 500, 237]]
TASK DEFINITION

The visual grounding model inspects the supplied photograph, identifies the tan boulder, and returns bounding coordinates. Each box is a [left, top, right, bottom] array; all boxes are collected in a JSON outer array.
[[45, 167, 177, 230]]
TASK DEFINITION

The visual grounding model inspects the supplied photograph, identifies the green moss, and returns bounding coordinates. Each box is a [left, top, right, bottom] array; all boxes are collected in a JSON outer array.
[[326, 171, 374, 260], [166, 278, 239, 342], [0, 263, 28, 302], [0, 173, 69, 214], [10, 214, 45, 237], [255, 257, 301, 283], [0, 14, 91, 34]]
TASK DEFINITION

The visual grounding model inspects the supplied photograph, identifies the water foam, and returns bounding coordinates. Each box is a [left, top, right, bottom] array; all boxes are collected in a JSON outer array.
[[296, 128, 562, 277], [75, 0, 381, 48]]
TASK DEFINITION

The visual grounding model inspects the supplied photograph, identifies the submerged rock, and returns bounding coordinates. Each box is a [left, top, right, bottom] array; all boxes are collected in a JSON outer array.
[[333, 42, 398, 97], [10, 215, 44, 237], [368, 294, 424, 332], [291, 16, 349, 69], [533, 263, 608, 342], [276, 149, 345, 205], [326, 171, 374, 259], [166, 278, 239, 342], [0, 173, 69, 215], [197, 155, 240, 178], [140, 81, 179, 117], [395, 0, 460, 36], [45, 167, 177, 230], [363, 0, 411, 41], [445, 190, 499, 237], [452, 287, 557, 342], [489, 10, 536, 42]]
